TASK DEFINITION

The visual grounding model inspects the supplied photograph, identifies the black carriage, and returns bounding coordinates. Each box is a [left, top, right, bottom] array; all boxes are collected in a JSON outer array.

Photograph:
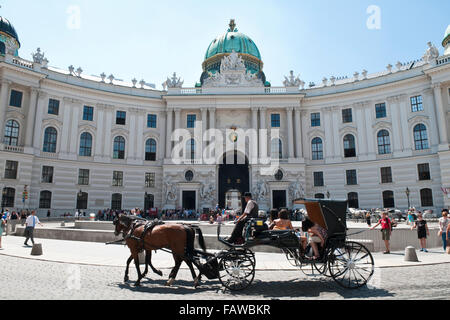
[[207, 198, 375, 291]]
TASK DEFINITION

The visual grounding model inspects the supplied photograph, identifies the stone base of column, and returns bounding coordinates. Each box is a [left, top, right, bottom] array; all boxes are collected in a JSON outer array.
[[438, 143, 450, 152]]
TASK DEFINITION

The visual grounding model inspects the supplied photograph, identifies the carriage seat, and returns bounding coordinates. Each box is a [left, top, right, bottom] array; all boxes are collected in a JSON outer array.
[[256, 230, 295, 239]]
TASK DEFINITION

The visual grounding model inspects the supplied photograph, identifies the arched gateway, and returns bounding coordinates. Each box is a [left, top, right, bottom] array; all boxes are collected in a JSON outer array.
[[218, 151, 250, 212]]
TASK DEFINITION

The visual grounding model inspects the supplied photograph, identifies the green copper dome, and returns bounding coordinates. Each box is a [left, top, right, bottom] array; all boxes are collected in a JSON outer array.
[[0, 17, 20, 46], [204, 21, 261, 61], [443, 25, 450, 47]]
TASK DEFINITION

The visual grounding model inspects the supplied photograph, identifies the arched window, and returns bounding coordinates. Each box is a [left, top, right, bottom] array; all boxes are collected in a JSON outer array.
[[1, 187, 15, 208], [382, 191, 395, 208], [343, 134, 356, 158], [0, 42, 5, 55], [311, 137, 323, 160], [113, 136, 125, 159], [314, 193, 325, 199], [76, 192, 88, 210], [4, 120, 19, 146], [111, 193, 122, 210], [348, 192, 359, 209], [271, 138, 282, 159], [186, 139, 196, 161], [145, 139, 157, 161], [43, 127, 57, 153], [377, 130, 391, 155], [414, 124, 429, 150], [39, 190, 52, 209], [79, 132, 93, 157], [420, 188, 433, 207]]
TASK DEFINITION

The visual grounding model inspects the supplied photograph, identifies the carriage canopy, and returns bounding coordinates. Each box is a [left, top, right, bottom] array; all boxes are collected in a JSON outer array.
[[294, 199, 348, 237]]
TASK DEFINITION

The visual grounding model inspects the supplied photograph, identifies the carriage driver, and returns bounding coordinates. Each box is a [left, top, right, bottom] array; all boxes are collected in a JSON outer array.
[[226, 192, 259, 244]]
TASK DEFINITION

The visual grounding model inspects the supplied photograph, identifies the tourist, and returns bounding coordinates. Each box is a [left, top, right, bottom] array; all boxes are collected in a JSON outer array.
[[270, 209, 294, 231], [366, 212, 372, 227], [438, 210, 449, 252], [0, 213, 5, 249], [407, 211, 414, 226], [10, 211, 19, 233], [20, 210, 27, 226], [371, 211, 392, 254], [24, 211, 43, 247], [411, 213, 430, 252]]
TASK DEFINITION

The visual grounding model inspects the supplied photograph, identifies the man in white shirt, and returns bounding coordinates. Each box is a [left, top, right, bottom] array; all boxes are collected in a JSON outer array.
[[226, 193, 259, 244], [24, 211, 43, 246]]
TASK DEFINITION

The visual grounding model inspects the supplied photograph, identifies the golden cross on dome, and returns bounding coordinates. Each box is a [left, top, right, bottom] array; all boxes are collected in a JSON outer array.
[[229, 19, 236, 32]]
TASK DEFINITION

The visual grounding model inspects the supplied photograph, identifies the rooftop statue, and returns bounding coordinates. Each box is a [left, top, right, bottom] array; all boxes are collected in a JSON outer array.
[[164, 72, 184, 89], [423, 42, 440, 63], [283, 70, 302, 87]]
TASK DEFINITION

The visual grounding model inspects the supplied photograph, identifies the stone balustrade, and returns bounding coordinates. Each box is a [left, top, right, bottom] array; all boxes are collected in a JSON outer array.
[[2, 144, 24, 153]]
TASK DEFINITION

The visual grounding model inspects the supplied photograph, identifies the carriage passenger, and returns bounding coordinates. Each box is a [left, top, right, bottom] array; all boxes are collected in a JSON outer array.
[[269, 209, 293, 231], [301, 218, 328, 260]]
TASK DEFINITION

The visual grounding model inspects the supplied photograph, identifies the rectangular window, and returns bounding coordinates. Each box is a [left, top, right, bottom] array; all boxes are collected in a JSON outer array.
[[41, 166, 54, 184], [418, 163, 431, 181], [116, 111, 126, 125], [311, 113, 321, 127], [4, 160, 18, 179], [48, 99, 60, 115], [380, 167, 393, 184], [83, 106, 94, 121], [271, 114, 280, 128], [187, 114, 196, 128], [147, 114, 157, 128], [375, 103, 387, 119], [145, 172, 155, 188], [9, 90, 23, 108], [78, 169, 90, 186], [342, 108, 353, 123], [411, 95, 423, 112], [346, 170, 358, 185], [313, 172, 324, 187], [112, 171, 123, 187]]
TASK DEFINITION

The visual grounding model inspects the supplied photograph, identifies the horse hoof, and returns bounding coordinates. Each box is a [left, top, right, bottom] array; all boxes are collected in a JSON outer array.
[[157, 271, 163, 277], [124, 276, 129, 282], [166, 278, 175, 286], [134, 283, 141, 287]]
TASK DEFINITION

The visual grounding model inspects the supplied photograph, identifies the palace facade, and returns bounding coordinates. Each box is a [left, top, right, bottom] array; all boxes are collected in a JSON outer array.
[[1, 18, 450, 215]]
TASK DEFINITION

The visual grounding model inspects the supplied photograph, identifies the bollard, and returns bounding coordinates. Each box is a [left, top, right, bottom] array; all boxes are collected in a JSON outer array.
[[138, 251, 146, 265], [31, 244, 43, 256], [404, 246, 419, 262]]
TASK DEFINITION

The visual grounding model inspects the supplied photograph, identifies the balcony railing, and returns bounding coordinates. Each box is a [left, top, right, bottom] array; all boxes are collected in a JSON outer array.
[[436, 56, 450, 66], [12, 57, 34, 70], [2, 144, 24, 153]]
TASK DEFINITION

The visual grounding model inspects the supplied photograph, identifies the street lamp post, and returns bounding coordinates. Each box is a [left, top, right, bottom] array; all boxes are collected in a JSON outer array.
[[405, 187, 411, 210]]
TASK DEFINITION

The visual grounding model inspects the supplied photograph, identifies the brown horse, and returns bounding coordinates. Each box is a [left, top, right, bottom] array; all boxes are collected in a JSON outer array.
[[113, 214, 206, 287]]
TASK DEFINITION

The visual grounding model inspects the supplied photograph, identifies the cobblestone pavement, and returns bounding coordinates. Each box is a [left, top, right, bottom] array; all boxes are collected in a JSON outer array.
[[0, 255, 448, 300]]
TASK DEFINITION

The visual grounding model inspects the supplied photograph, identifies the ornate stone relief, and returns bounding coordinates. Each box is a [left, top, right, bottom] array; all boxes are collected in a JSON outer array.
[[203, 51, 263, 88]]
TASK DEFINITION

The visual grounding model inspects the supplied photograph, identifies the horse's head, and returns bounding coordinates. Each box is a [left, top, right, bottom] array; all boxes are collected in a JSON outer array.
[[113, 214, 131, 237]]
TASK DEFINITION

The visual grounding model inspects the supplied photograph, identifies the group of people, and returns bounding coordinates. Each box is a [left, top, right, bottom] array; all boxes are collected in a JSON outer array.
[[0, 209, 44, 249], [370, 209, 450, 254]]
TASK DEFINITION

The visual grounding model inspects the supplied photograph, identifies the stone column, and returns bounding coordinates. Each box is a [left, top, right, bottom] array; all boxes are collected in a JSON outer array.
[[68, 100, 81, 157], [294, 107, 303, 159], [364, 105, 375, 158], [259, 107, 267, 159], [423, 88, 440, 148], [208, 107, 216, 159], [201, 107, 208, 157], [159, 111, 166, 160], [323, 107, 333, 159], [0, 80, 11, 142], [355, 102, 367, 157], [251, 107, 259, 162], [33, 91, 47, 151], [331, 109, 341, 159], [433, 83, 449, 150], [128, 111, 137, 160], [94, 104, 105, 159], [165, 108, 173, 158], [286, 107, 295, 159], [25, 87, 39, 148], [135, 110, 144, 162], [103, 108, 113, 159], [387, 95, 403, 154], [398, 95, 411, 152], [60, 98, 72, 157]]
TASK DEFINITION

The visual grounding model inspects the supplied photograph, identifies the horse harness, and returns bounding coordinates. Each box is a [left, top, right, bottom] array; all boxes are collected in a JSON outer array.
[[124, 218, 166, 250]]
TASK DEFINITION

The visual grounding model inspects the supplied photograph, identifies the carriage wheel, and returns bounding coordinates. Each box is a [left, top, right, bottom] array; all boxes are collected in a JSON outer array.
[[313, 261, 331, 277], [218, 249, 256, 291], [328, 241, 374, 289]]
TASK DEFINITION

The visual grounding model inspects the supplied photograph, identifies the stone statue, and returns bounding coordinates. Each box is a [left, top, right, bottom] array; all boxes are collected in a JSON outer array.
[[423, 42, 440, 63], [163, 176, 177, 203], [283, 70, 303, 87], [289, 180, 304, 201], [200, 182, 215, 204], [164, 72, 184, 89], [32, 48, 45, 64], [220, 50, 246, 72]]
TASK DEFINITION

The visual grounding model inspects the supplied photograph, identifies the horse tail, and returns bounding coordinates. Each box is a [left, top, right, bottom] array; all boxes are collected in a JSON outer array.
[[183, 225, 195, 258], [194, 226, 206, 253]]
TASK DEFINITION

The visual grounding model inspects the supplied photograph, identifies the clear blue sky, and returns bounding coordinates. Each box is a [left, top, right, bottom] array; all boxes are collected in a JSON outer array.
[[2, 0, 449, 89]]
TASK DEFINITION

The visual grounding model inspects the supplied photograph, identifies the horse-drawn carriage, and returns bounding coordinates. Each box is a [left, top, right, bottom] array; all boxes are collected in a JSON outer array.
[[112, 199, 374, 291]]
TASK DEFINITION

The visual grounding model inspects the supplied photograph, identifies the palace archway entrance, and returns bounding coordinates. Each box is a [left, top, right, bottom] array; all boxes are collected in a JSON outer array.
[[218, 151, 250, 212]]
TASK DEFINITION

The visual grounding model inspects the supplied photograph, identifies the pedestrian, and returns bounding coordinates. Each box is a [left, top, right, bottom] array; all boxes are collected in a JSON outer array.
[[24, 211, 43, 247], [411, 212, 430, 252], [0, 213, 5, 249], [371, 211, 392, 254], [10, 211, 19, 233], [366, 211, 372, 227], [438, 210, 449, 252], [20, 210, 27, 226], [407, 210, 414, 226]]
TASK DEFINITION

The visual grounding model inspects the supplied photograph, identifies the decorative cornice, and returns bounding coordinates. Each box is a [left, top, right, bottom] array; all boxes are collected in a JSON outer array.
[[1, 79, 12, 86]]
